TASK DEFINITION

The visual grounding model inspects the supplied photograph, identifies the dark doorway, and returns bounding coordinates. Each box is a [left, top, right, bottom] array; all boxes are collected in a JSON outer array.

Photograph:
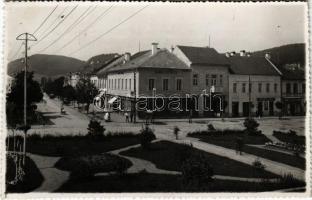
[[232, 102, 239, 117], [257, 101, 263, 117], [269, 101, 274, 116], [243, 102, 250, 117]]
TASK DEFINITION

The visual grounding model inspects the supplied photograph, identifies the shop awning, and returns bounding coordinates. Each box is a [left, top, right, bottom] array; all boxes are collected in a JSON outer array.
[[108, 96, 118, 104]]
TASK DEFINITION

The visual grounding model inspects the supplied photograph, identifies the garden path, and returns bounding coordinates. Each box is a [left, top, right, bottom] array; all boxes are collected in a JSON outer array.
[[27, 153, 70, 192], [153, 128, 305, 181]]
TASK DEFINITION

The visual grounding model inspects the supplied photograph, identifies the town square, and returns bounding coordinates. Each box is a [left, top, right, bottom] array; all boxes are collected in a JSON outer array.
[[3, 2, 308, 195]]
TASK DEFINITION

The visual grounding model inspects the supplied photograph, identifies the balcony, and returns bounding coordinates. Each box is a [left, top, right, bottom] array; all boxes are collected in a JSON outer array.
[[282, 92, 305, 98]]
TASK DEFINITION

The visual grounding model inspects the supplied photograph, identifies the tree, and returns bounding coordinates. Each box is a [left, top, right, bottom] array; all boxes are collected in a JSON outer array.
[[75, 77, 98, 113], [62, 85, 76, 104], [7, 71, 43, 107], [52, 77, 65, 98]]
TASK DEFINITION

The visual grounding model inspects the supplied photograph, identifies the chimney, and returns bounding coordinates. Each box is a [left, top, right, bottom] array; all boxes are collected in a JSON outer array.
[[170, 46, 175, 53], [240, 50, 246, 57], [230, 51, 236, 57], [265, 53, 271, 60], [225, 52, 230, 57], [151, 42, 158, 55], [124, 52, 131, 62]]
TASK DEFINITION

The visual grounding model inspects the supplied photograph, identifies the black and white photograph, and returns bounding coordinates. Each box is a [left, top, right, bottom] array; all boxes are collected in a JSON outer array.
[[3, 2, 309, 195]]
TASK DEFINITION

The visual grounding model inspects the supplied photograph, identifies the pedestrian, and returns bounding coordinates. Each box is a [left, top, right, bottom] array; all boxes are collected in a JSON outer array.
[[188, 109, 193, 123], [130, 111, 134, 122], [125, 112, 129, 123]]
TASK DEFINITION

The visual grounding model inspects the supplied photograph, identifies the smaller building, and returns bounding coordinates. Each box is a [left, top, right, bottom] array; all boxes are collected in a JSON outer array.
[[280, 67, 305, 116], [226, 52, 282, 117]]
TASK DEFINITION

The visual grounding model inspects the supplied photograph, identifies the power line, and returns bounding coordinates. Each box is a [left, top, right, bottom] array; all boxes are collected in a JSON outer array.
[[69, 5, 149, 56], [36, 7, 67, 39], [33, 5, 59, 35], [54, 5, 113, 54], [9, 6, 59, 61], [37, 6, 94, 53], [31, 5, 78, 50]]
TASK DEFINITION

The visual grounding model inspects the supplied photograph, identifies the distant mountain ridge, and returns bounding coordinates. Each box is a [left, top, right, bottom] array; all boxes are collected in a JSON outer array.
[[252, 43, 305, 68], [83, 53, 120, 74], [8, 54, 86, 79]]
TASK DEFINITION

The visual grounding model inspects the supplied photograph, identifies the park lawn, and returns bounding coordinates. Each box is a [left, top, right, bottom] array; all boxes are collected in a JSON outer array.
[[273, 131, 305, 146], [188, 132, 305, 169], [7, 134, 140, 157], [56, 173, 305, 193], [120, 140, 278, 179], [6, 156, 44, 193]]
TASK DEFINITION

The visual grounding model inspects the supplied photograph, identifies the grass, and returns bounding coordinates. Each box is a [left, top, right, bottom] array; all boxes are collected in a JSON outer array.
[[55, 153, 132, 178], [7, 133, 140, 157], [273, 130, 305, 146], [188, 130, 306, 169], [56, 173, 305, 193], [6, 156, 44, 193], [120, 141, 278, 179]]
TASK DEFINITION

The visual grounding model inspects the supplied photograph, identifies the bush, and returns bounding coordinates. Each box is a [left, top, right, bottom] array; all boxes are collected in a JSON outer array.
[[139, 124, 156, 149], [55, 154, 132, 180], [181, 153, 214, 190], [87, 119, 105, 137], [207, 124, 216, 132], [252, 158, 266, 177], [277, 173, 305, 189], [243, 118, 261, 135]]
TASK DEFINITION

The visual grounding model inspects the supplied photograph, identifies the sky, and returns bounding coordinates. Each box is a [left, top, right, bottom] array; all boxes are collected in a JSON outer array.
[[6, 2, 307, 61]]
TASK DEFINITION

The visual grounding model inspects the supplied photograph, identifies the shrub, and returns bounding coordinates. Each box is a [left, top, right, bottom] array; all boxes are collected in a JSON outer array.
[[175, 143, 194, 163], [56, 154, 132, 179], [243, 118, 261, 135], [277, 173, 305, 189], [207, 124, 216, 132], [252, 158, 266, 177], [87, 119, 105, 137], [173, 126, 180, 140], [139, 124, 156, 149], [181, 153, 214, 190]]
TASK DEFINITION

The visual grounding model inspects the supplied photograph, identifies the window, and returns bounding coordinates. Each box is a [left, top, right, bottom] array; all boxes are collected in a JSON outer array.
[[286, 83, 291, 94], [193, 74, 198, 86], [258, 83, 262, 93], [211, 74, 217, 86], [302, 83, 305, 94], [249, 83, 252, 93], [274, 83, 278, 93], [125, 79, 127, 90], [205, 74, 209, 86], [121, 79, 124, 89], [118, 79, 120, 89], [114, 79, 117, 89], [242, 83, 246, 93], [163, 79, 169, 91], [129, 79, 132, 90], [233, 83, 237, 93], [293, 83, 298, 94], [266, 83, 270, 93], [149, 79, 155, 91], [176, 79, 182, 91], [220, 75, 223, 86]]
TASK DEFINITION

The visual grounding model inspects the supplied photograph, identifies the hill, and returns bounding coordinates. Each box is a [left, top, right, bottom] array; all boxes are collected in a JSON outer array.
[[8, 54, 86, 79], [252, 43, 305, 68]]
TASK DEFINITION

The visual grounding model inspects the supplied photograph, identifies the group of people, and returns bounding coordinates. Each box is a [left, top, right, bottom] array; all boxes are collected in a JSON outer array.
[[124, 111, 135, 123]]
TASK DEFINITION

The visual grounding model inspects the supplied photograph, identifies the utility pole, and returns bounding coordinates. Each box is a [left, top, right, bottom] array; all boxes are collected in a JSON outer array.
[[248, 75, 252, 119], [133, 70, 137, 123], [16, 33, 37, 165]]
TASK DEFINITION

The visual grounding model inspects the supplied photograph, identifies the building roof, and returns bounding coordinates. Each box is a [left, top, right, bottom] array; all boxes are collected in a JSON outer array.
[[278, 67, 305, 80], [96, 56, 126, 77], [83, 53, 120, 74], [107, 49, 190, 73], [226, 55, 281, 76], [177, 45, 230, 66]]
